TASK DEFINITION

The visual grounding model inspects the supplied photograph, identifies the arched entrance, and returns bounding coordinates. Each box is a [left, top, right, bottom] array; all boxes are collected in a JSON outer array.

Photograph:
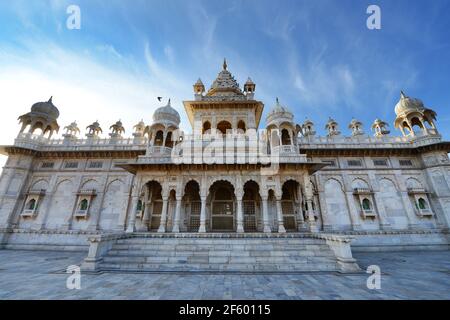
[[145, 181, 163, 231], [183, 180, 201, 231], [281, 180, 300, 231], [243, 181, 261, 232], [217, 121, 232, 135], [208, 180, 235, 231]]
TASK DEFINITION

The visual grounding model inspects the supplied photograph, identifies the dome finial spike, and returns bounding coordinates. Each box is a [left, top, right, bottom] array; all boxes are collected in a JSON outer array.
[[223, 58, 227, 70], [168, 98, 171, 106], [48, 96, 53, 103], [400, 90, 406, 99]]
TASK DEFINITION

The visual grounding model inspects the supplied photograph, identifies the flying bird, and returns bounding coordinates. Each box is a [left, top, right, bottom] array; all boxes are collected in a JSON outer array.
[[157, 97, 162, 102]]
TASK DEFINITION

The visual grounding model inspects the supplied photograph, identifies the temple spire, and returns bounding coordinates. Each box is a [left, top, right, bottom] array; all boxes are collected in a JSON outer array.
[[223, 58, 227, 71]]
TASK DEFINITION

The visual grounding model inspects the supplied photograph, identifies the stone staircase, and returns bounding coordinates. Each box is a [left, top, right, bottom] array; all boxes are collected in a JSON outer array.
[[95, 233, 345, 273]]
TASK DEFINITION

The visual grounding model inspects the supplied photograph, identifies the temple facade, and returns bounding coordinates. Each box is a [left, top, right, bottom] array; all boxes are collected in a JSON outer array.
[[0, 60, 450, 254]]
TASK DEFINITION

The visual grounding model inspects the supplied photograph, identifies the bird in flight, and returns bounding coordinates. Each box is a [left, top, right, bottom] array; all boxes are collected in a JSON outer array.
[[157, 97, 162, 102]]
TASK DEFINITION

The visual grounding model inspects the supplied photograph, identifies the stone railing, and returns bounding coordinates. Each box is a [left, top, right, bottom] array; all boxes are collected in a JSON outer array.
[[311, 233, 361, 273], [271, 145, 298, 154], [146, 146, 173, 155], [298, 132, 442, 149], [81, 232, 131, 271], [14, 133, 147, 152]]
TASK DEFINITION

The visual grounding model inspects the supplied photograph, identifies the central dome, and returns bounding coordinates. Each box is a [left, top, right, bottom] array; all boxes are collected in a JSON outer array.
[[31, 97, 60, 119], [266, 98, 294, 127], [267, 98, 293, 119], [153, 99, 180, 126], [395, 91, 425, 116]]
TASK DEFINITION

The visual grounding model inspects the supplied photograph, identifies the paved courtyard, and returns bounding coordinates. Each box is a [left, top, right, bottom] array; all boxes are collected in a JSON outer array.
[[0, 249, 449, 300]]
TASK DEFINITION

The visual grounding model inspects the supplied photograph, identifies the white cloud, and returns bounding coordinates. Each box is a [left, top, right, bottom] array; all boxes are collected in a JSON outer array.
[[0, 37, 193, 172], [164, 45, 175, 64]]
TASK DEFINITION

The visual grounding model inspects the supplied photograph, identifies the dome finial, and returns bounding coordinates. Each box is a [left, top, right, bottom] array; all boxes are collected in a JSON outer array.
[[168, 98, 171, 106], [400, 90, 406, 99], [223, 58, 227, 70], [276, 97, 279, 104], [48, 96, 53, 103]]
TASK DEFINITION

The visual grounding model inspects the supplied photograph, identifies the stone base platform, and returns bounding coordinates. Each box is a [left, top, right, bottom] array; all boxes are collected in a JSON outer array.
[[81, 232, 361, 274]]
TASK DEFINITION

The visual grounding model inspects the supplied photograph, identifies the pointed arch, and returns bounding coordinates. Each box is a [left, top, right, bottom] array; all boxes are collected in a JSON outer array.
[[324, 178, 351, 230], [45, 179, 74, 229], [30, 179, 49, 191]]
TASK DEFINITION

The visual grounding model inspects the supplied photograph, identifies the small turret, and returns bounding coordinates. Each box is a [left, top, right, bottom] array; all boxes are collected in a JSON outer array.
[[371, 119, 390, 137], [244, 77, 256, 100], [86, 121, 103, 138], [193, 78, 205, 100], [18, 97, 60, 139], [63, 121, 80, 141], [394, 91, 438, 137], [133, 119, 146, 137], [325, 118, 341, 137], [109, 120, 125, 138], [302, 118, 316, 137], [348, 118, 364, 136]]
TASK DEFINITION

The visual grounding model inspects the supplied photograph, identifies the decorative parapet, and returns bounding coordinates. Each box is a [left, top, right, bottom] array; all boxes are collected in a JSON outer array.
[[298, 133, 442, 149], [13, 133, 147, 152], [11, 128, 445, 155]]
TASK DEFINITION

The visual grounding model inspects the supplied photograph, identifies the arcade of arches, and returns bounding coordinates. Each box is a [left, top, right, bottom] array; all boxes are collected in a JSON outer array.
[[130, 177, 318, 233]]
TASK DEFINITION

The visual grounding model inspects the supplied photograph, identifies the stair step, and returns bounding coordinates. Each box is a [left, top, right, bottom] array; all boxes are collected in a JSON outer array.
[[106, 250, 334, 258], [95, 235, 341, 273], [111, 244, 328, 250], [102, 255, 335, 264], [115, 239, 324, 245], [99, 263, 338, 272]]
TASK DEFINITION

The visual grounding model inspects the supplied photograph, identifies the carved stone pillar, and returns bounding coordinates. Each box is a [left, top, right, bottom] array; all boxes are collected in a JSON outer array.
[[198, 196, 207, 233], [304, 173, 318, 232], [126, 196, 139, 233], [296, 187, 306, 231], [172, 197, 182, 233], [275, 198, 286, 233], [138, 201, 151, 232], [236, 195, 244, 233], [157, 196, 169, 233], [261, 195, 271, 233]]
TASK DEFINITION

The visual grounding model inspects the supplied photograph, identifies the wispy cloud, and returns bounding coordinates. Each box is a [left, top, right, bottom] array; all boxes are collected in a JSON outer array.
[[0, 36, 193, 149]]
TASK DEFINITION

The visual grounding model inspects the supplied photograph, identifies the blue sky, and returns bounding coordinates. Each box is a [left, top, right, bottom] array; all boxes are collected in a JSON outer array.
[[0, 0, 449, 151]]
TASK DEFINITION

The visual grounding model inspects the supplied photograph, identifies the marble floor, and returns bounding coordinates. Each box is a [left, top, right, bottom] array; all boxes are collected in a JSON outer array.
[[0, 249, 449, 300]]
